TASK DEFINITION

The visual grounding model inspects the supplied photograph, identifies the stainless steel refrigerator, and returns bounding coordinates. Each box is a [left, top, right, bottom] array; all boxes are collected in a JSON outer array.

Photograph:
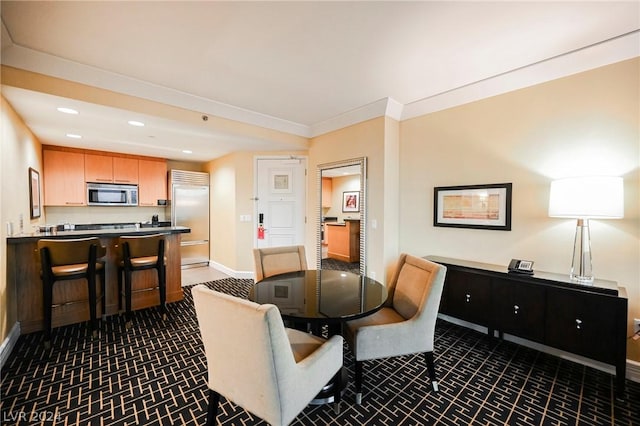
[[169, 170, 210, 268]]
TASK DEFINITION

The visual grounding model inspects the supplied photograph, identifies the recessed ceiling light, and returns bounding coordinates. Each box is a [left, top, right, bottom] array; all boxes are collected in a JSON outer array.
[[182, 150, 193, 154], [66, 133, 82, 139], [128, 120, 145, 127], [57, 107, 78, 115]]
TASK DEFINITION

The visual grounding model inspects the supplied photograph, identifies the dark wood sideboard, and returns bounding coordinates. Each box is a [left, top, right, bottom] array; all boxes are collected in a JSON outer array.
[[426, 256, 628, 398]]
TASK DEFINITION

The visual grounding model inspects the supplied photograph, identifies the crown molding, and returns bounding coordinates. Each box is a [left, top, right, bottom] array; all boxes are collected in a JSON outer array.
[[401, 30, 640, 121], [0, 42, 312, 138], [2, 28, 637, 139]]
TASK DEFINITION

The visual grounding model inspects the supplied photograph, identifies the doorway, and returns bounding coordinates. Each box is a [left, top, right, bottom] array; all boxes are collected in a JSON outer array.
[[255, 157, 307, 248]]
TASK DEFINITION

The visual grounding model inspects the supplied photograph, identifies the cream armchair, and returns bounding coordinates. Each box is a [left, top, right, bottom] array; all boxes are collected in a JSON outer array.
[[253, 245, 308, 282], [192, 285, 343, 425], [344, 254, 446, 404]]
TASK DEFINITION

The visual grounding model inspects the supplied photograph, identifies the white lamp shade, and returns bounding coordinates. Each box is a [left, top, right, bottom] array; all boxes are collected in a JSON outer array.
[[548, 176, 624, 219]]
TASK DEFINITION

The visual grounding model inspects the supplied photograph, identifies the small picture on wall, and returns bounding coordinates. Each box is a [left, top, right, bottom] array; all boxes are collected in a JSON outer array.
[[29, 167, 41, 219], [342, 191, 359, 213]]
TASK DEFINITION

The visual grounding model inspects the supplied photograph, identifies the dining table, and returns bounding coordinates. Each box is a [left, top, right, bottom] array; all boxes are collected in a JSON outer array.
[[249, 269, 387, 330], [249, 269, 388, 404]]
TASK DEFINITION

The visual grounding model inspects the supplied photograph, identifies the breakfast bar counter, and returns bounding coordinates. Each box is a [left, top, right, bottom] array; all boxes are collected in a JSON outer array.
[[7, 226, 190, 334]]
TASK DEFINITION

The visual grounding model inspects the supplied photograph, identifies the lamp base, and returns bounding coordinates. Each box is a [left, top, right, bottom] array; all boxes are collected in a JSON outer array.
[[570, 218, 593, 284]]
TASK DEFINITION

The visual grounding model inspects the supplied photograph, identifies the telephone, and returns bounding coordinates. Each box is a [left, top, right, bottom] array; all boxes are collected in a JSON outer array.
[[508, 259, 534, 274]]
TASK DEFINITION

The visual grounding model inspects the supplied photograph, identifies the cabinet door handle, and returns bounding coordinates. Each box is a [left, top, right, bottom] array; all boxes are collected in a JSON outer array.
[[575, 319, 582, 329], [465, 293, 471, 303], [514, 305, 519, 314]]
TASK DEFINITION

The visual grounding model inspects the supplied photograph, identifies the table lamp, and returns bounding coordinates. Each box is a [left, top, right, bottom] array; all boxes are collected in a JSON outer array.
[[548, 176, 624, 283]]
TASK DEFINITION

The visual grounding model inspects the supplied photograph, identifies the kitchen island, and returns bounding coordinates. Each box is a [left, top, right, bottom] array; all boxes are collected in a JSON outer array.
[[326, 219, 360, 262], [6, 225, 190, 334]]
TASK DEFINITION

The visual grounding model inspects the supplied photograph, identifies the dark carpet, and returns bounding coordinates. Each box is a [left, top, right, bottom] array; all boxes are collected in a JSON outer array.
[[1, 278, 639, 425], [321, 258, 360, 274]]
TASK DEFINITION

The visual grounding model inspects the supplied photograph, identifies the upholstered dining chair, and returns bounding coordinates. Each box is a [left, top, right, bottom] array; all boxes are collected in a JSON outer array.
[[252, 245, 308, 282], [344, 254, 447, 404], [192, 285, 343, 426]]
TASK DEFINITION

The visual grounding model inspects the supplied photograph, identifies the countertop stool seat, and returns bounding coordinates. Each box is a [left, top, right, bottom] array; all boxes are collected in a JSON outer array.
[[38, 237, 106, 349], [118, 234, 167, 329]]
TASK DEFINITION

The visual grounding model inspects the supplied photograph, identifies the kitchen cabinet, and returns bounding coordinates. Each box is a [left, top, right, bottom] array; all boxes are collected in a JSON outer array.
[[43, 149, 86, 206], [84, 153, 113, 183], [322, 177, 332, 207], [428, 255, 628, 398], [138, 159, 167, 206], [326, 219, 360, 262], [85, 154, 138, 184], [113, 157, 138, 184]]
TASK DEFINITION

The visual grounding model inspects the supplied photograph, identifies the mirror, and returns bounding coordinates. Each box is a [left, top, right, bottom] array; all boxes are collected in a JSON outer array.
[[316, 157, 367, 275]]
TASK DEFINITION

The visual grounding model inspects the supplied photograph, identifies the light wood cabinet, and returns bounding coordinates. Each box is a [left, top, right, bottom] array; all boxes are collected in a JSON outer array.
[[138, 159, 167, 206], [84, 153, 113, 183], [85, 154, 138, 184], [326, 220, 360, 262], [43, 149, 86, 206], [322, 177, 332, 207], [113, 157, 138, 184]]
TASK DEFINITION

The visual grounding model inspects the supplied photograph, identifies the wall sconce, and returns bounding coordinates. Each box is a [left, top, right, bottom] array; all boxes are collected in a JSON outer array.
[[548, 176, 624, 283]]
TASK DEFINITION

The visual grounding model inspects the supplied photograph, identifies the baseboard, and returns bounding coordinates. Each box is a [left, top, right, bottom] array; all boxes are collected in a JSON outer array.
[[438, 314, 639, 384], [208, 261, 254, 280], [0, 322, 21, 370], [627, 359, 640, 383]]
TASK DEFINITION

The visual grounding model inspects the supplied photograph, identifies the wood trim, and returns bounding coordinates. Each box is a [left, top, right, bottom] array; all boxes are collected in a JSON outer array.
[[43, 144, 165, 162]]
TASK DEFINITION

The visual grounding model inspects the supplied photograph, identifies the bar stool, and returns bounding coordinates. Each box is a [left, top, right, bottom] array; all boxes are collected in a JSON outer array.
[[38, 237, 106, 349], [118, 234, 167, 329]]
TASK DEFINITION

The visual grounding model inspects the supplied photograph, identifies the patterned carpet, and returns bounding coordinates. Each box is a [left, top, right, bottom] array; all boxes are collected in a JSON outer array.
[[321, 258, 360, 274], [1, 278, 639, 425]]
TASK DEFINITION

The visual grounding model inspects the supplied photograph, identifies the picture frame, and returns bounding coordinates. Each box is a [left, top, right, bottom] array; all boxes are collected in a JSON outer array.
[[342, 191, 359, 213], [434, 183, 512, 231], [29, 167, 41, 219], [270, 170, 292, 193]]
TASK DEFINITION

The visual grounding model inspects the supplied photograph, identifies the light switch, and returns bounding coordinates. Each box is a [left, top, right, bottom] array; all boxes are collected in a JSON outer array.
[[371, 219, 377, 229]]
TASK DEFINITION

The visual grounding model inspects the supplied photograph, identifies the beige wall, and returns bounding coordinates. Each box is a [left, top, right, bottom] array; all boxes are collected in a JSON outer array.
[[1, 96, 44, 342], [399, 58, 640, 361], [207, 150, 307, 274]]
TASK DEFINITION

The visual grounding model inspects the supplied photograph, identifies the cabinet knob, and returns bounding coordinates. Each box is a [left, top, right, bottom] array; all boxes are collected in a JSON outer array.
[[465, 293, 471, 303], [575, 319, 582, 329], [514, 305, 519, 314]]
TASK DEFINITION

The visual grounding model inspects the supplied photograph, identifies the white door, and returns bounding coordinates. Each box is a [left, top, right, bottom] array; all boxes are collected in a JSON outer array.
[[255, 158, 306, 248]]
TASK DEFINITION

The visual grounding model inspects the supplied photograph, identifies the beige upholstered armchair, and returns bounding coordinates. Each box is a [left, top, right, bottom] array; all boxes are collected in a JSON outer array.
[[344, 254, 447, 404], [192, 285, 343, 425], [253, 245, 308, 282]]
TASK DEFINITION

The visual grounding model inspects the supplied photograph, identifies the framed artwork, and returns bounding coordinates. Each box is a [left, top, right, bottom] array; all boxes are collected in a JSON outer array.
[[270, 170, 292, 193], [434, 183, 512, 231], [29, 167, 41, 219], [342, 191, 359, 213]]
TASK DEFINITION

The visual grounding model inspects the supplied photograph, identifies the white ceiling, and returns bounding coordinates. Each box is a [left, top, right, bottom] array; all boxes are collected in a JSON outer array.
[[1, 1, 638, 162]]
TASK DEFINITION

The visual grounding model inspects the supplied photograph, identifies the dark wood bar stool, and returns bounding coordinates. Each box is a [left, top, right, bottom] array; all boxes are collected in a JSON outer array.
[[118, 234, 167, 329], [38, 237, 106, 349]]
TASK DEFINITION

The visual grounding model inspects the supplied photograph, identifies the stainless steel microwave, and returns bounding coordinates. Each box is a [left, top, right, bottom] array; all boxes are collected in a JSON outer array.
[[87, 183, 138, 206]]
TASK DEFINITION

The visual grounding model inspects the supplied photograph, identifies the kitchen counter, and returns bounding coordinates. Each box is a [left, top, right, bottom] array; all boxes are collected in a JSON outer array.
[[7, 225, 190, 243], [326, 219, 360, 262], [6, 225, 190, 334]]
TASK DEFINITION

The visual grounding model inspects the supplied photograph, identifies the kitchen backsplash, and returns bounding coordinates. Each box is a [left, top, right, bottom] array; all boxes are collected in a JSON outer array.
[[44, 206, 169, 226]]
